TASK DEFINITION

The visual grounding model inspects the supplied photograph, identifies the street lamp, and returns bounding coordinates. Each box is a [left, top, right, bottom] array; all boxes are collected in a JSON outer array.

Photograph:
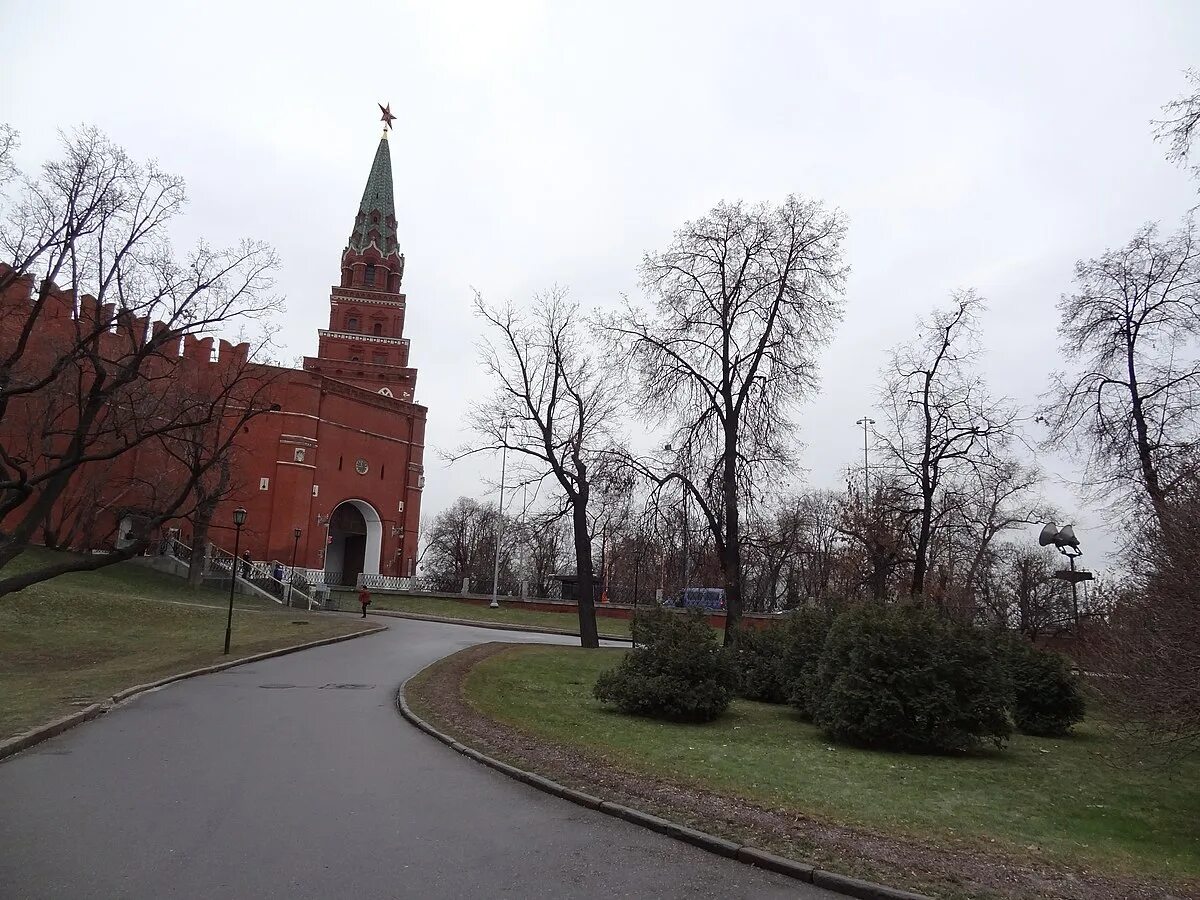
[[287, 527, 302, 608], [224, 506, 248, 655], [490, 418, 510, 609], [855, 417, 875, 500]]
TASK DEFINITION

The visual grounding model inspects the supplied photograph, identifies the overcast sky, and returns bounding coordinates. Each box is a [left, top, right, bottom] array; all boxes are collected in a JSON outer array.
[[3, 1, 1198, 568]]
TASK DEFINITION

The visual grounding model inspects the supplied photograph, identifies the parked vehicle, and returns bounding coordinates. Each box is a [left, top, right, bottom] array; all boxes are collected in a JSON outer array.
[[671, 587, 726, 611]]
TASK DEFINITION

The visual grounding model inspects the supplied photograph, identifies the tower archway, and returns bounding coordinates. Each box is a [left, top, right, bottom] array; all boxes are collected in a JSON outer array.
[[324, 499, 382, 586]]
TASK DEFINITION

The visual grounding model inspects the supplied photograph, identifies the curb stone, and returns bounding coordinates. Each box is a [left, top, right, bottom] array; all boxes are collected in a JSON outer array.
[[366, 607, 632, 642], [0, 624, 387, 764], [396, 672, 932, 900]]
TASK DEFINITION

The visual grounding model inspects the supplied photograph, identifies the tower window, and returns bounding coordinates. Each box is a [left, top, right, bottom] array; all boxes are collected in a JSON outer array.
[[347, 316, 359, 333], [364, 265, 376, 286], [372, 322, 382, 336]]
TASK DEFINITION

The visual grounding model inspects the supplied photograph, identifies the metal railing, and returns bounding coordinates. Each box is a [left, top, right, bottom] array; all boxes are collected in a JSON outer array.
[[163, 538, 319, 610]]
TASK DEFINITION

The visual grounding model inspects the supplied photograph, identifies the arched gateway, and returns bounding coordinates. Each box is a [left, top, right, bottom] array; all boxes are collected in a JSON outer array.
[[324, 499, 383, 586]]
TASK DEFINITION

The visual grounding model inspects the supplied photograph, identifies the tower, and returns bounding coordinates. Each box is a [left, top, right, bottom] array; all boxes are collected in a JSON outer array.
[[305, 129, 418, 401]]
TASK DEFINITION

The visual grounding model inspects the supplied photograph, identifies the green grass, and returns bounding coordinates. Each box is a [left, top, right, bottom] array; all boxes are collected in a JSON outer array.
[[335, 590, 632, 638], [462, 644, 1200, 885], [0, 549, 373, 739]]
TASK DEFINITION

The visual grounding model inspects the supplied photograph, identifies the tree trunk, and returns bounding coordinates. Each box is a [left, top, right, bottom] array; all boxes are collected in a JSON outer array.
[[1127, 340, 1169, 524], [571, 502, 600, 648], [188, 506, 213, 588], [910, 497, 932, 598], [721, 423, 743, 647]]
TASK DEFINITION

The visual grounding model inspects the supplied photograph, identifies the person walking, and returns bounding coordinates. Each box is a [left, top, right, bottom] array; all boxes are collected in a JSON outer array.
[[357, 586, 371, 618], [241, 549, 252, 579]]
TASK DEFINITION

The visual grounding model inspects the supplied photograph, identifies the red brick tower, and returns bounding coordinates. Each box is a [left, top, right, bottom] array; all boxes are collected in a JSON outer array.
[[305, 130, 418, 400]]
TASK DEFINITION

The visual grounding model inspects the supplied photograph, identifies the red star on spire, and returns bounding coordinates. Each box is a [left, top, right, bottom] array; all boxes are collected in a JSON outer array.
[[379, 103, 396, 130]]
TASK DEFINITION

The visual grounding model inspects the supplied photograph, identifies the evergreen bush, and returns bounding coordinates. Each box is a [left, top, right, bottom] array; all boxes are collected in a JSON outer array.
[[813, 603, 1012, 753], [595, 606, 735, 722], [731, 625, 791, 703], [997, 635, 1086, 737], [781, 607, 835, 718]]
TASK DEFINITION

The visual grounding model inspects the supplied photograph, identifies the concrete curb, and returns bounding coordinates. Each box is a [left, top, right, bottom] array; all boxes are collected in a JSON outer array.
[[0, 624, 388, 764], [396, 674, 929, 900], [367, 607, 632, 643]]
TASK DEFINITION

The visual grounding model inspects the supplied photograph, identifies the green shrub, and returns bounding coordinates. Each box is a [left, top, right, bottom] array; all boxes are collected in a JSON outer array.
[[997, 635, 1086, 737], [813, 603, 1012, 753], [731, 625, 791, 703], [781, 607, 835, 718], [595, 606, 735, 722]]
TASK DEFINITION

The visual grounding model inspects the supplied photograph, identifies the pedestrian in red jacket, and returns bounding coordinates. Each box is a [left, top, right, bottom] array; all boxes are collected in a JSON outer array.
[[358, 587, 371, 618]]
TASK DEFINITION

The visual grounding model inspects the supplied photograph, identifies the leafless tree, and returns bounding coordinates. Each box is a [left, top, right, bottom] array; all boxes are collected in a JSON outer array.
[[878, 291, 1017, 599], [459, 289, 622, 647], [982, 544, 1072, 638], [0, 126, 281, 594], [1043, 221, 1200, 527], [421, 496, 518, 594], [606, 197, 848, 645], [836, 474, 915, 601], [1088, 491, 1200, 759], [1155, 68, 1200, 188]]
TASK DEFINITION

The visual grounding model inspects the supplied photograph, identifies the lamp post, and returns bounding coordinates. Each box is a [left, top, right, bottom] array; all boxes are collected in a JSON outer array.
[[287, 527, 301, 608], [490, 417, 510, 609], [224, 506, 248, 655], [664, 442, 690, 602], [855, 417, 875, 500]]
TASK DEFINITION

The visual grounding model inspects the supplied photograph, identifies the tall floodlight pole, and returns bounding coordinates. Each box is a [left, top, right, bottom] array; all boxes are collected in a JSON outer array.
[[224, 506, 248, 654], [855, 417, 875, 500], [490, 418, 510, 609]]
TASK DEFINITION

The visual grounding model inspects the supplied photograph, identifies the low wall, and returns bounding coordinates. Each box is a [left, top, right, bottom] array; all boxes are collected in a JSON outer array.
[[336, 586, 783, 630]]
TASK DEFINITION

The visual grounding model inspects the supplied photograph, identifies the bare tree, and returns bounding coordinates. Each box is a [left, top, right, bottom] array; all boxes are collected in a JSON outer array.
[[607, 197, 848, 645], [460, 289, 621, 648], [878, 292, 1016, 599], [422, 496, 517, 593], [836, 475, 915, 601], [0, 126, 281, 594], [1155, 68, 1200, 188], [1043, 221, 1200, 526], [1088, 491, 1200, 758], [944, 455, 1055, 621]]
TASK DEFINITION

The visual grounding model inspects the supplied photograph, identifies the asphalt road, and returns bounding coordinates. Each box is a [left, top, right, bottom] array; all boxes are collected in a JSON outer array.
[[0, 617, 838, 899]]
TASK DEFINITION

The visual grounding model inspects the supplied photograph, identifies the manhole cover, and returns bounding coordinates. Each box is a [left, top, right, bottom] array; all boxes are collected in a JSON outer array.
[[320, 683, 375, 690], [258, 684, 300, 690]]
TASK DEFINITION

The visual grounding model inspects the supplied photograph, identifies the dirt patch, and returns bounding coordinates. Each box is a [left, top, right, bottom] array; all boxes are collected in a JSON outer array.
[[404, 642, 1197, 900]]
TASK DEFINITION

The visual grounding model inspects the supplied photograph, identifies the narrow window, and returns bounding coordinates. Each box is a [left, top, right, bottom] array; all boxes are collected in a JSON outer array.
[[364, 265, 376, 286], [347, 316, 359, 333], [372, 322, 382, 336], [338, 455, 343, 471]]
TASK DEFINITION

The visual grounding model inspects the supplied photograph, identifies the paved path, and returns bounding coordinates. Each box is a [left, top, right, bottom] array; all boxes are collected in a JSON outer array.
[[0, 617, 837, 899]]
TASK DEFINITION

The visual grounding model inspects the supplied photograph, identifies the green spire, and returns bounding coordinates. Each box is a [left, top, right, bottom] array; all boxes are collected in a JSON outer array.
[[347, 134, 398, 254]]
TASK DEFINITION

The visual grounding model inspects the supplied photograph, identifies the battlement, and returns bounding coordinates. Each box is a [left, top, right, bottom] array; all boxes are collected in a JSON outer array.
[[0, 263, 252, 372]]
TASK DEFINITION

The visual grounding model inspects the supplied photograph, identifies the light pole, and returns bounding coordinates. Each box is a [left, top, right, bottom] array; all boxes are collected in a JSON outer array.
[[855, 417, 875, 500], [664, 442, 690, 602], [490, 418, 510, 609], [224, 506, 247, 655], [287, 526, 301, 608]]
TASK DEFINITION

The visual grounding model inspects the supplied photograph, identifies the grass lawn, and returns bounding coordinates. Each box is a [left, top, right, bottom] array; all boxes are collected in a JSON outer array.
[[0, 549, 374, 740], [337, 590, 633, 639], [462, 644, 1200, 887]]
